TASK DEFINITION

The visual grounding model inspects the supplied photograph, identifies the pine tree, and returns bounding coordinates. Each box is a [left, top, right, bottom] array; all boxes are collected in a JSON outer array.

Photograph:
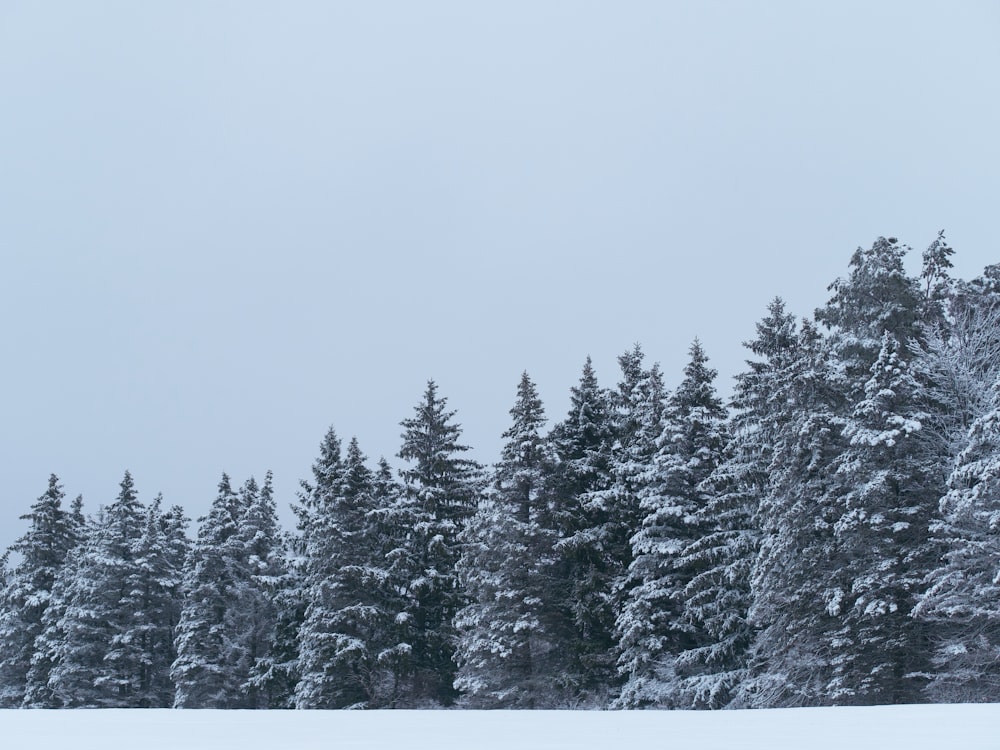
[[127, 496, 189, 707], [362, 456, 414, 707], [682, 299, 797, 709], [25, 535, 87, 708], [615, 340, 727, 707], [544, 356, 616, 704], [455, 372, 560, 707], [171, 474, 244, 708], [233, 472, 287, 708], [917, 375, 1000, 701], [42, 472, 147, 707], [563, 346, 665, 703], [815, 236, 924, 389], [293, 427, 345, 708], [0, 474, 76, 707], [245, 529, 303, 709], [828, 333, 941, 704], [743, 319, 847, 707], [296, 437, 397, 708], [920, 230, 955, 324], [394, 380, 482, 706]]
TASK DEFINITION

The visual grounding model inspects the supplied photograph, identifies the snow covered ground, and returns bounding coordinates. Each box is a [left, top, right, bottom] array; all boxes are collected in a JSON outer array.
[[1, 704, 997, 750]]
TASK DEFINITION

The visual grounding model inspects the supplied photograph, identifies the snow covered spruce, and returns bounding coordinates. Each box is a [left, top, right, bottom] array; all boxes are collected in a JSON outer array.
[[2, 234, 1000, 709]]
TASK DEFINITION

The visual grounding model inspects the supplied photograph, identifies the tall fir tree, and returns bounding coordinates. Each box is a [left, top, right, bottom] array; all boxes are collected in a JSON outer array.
[[296, 437, 398, 708], [568, 346, 665, 702], [544, 357, 616, 704], [126, 496, 189, 707], [917, 375, 1000, 701], [234, 472, 287, 708], [615, 340, 727, 707], [677, 300, 798, 708], [293, 427, 345, 708], [827, 333, 942, 703], [394, 380, 482, 706], [815, 236, 925, 391], [171, 474, 244, 708], [743, 318, 847, 707], [365, 456, 415, 707], [0, 475, 76, 706], [455, 373, 560, 707], [40, 472, 147, 707]]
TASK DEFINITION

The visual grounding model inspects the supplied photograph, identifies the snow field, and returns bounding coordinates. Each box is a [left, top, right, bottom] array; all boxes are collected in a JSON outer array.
[[1, 704, 997, 750]]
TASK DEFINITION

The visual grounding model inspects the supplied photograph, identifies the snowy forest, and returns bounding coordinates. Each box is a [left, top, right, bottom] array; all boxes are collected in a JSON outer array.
[[2, 234, 999, 710]]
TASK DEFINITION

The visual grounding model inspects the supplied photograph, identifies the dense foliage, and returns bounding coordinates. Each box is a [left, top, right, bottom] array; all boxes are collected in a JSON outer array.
[[3, 235, 999, 708]]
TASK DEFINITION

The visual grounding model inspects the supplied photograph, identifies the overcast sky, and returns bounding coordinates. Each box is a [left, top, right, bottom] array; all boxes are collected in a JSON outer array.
[[1, 1, 998, 552]]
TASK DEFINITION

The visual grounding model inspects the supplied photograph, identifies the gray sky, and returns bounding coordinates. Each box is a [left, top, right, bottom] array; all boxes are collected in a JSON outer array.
[[1, 1, 998, 552]]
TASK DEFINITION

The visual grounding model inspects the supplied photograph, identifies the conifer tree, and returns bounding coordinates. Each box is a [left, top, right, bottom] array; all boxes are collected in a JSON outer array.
[[816, 236, 924, 389], [394, 380, 482, 706], [171, 474, 244, 708], [363, 456, 414, 707], [234, 472, 286, 708], [245, 530, 303, 709], [616, 340, 727, 707], [41, 472, 147, 706], [127, 496, 189, 707], [568, 346, 665, 701], [684, 299, 797, 708], [920, 230, 955, 323], [743, 319, 846, 707], [828, 333, 941, 704], [296, 437, 398, 708], [917, 376, 1000, 701], [455, 373, 560, 707], [544, 357, 616, 703], [0, 475, 76, 707]]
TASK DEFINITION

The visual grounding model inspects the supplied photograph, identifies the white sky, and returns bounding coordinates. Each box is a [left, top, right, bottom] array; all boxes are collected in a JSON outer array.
[[1, 1, 998, 551]]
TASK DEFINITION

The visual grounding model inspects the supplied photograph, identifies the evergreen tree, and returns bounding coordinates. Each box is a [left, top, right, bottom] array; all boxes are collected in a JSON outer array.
[[394, 380, 482, 706], [171, 471, 285, 708], [544, 357, 616, 704], [363, 456, 415, 707], [743, 319, 847, 707], [171, 474, 244, 708], [0, 475, 76, 707], [615, 340, 727, 707], [920, 230, 955, 323], [568, 345, 665, 702], [245, 529, 304, 709], [815, 236, 924, 388], [41, 472, 147, 706], [293, 427, 345, 708], [917, 376, 1000, 701], [296, 437, 397, 708], [671, 300, 798, 708], [127, 496, 189, 707], [828, 333, 941, 704], [234, 472, 286, 708], [455, 373, 560, 707]]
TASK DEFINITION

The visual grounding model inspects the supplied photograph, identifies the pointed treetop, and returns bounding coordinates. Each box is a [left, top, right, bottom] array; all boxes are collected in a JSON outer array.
[[671, 339, 725, 421], [313, 427, 343, 489], [399, 379, 471, 464], [109, 470, 142, 518], [507, 372, 545, 426], [815, 235, 922, 345], [745, 297, 798, 362], [499, 372, 547, 466], [343, 437, 374, 498], [922, 230, 954, 293]]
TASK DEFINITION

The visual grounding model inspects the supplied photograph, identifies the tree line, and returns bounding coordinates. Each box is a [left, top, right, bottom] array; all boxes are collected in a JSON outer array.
[[2, 233, 999, 709]]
